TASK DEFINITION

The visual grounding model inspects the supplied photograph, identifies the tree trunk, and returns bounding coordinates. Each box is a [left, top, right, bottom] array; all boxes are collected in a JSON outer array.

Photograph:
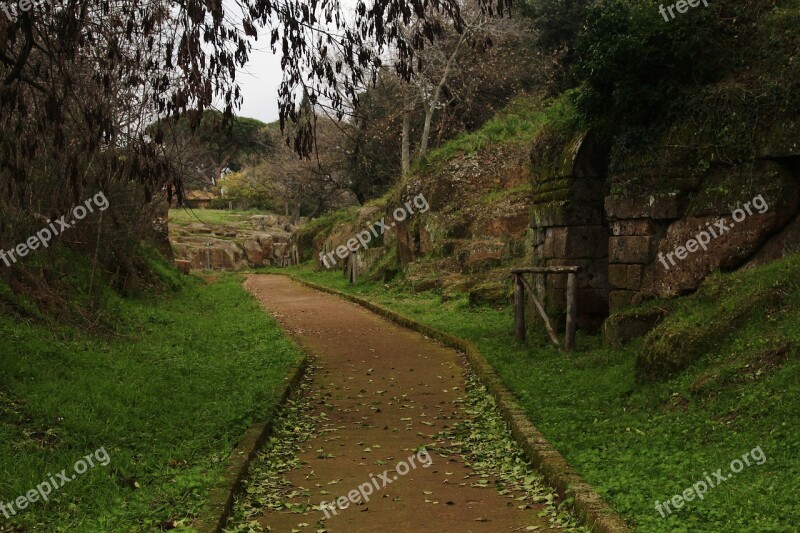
[[418, 35, 467, 160], [401, 104, 412, 175], [211, 154, 231, 187], [419, 100, 435, 160]]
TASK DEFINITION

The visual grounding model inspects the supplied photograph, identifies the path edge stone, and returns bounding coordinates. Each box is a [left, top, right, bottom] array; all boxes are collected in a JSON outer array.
[[193, 355, 310, 532], [289, 275, 633, 533]]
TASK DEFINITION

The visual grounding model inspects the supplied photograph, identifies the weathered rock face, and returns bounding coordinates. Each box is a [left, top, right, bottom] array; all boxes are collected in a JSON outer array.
[[744, 208, 800, 269], [311, 143, 533, 294], [300, 110, 799, 340], [171, 238, 249, 270], [243, 240, 264, 265], [394, 143, 533, 272], [530, 126, 800, 332], [169, 214, 297, 271], [313, 205, 384, 271], [606, 160, 800, 309]]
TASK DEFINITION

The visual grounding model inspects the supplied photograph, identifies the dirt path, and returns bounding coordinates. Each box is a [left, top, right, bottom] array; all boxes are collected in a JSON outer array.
[[236, 275, 575, 533]]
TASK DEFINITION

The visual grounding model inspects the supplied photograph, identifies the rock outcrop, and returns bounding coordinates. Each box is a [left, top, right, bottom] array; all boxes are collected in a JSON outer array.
[[169, 214, 299, 271], [299, 100, 800, 341], [309, 142, 534, 302]]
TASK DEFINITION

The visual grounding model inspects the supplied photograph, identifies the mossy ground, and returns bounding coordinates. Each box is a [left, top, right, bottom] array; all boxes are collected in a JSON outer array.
[[639, 254, 800, 381]]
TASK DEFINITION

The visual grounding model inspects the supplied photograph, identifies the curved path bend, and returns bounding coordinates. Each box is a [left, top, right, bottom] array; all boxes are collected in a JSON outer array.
[[241, 275, 571, 533]]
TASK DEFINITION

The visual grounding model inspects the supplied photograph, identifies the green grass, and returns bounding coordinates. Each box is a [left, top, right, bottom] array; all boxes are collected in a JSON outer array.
[[286, 258, 800, 532], [419, 93, 581, 169], [169, 208, 271, 227], [0, 273, 303, 531], [638, 255, 800, 381]]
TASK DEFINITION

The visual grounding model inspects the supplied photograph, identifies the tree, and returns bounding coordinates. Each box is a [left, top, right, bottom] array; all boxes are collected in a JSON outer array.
[[224, 117, 356, 220], [347, 71, 409, 196], [0, 0, 510, 296], [156, 111, 273, 189], [405, 0, 535, 164], [0, 0, 512, 195], [346, 4, 541, 180]]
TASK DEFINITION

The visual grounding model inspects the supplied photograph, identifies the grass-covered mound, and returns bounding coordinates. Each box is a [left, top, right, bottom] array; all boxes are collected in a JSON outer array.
[[0, 262, 302, 531], [417, 93, 579, 170], [637, 254, 799, 380], [286, 254, 799, 532]]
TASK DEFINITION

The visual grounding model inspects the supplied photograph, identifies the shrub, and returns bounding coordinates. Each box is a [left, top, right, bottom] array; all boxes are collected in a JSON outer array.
[[572, 0, 723, 130], [522, 0, 597, 66]]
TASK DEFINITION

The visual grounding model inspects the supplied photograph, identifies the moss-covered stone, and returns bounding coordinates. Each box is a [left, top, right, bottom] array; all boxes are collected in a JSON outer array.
[[601, 304, 672, 348], [468, 280, 510, 307], [636, 258, 796, 381], [687, 161, 797, 216]]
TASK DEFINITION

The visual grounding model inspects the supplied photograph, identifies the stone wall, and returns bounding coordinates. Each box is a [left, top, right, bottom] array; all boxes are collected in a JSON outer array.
[[604, 194, 682, 310], [606, 160, 800, 311], [529, 130, 611, 331], [530, 129, 800, 330]]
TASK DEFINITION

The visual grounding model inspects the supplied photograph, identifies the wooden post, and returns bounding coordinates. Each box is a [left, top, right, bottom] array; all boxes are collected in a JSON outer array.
[[347, 252, 357, 285], [565, 272, 577, 352], [514, 273, 526, 341]]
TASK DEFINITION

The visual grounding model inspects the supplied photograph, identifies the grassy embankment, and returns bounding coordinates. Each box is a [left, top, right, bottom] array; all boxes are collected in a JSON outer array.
[[0, 262, 302, 532], [285, 253, 800, 532]]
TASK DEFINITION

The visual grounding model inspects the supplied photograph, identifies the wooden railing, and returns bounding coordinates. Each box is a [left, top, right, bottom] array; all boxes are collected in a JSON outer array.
[[511, 266, 581, 352]]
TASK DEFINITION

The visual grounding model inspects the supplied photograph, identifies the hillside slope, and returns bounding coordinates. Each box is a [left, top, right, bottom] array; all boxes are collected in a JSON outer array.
[[297, 94, 580, 305], [291, 9, 800, 528]]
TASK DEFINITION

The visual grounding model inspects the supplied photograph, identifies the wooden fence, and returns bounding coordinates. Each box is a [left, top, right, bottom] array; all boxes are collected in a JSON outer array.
[[511, 266, 581, 352]]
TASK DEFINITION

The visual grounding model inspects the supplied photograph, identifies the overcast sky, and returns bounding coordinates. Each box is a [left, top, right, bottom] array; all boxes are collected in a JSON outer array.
[[234, 1, 359, 124], [237, 41, 283, 124]]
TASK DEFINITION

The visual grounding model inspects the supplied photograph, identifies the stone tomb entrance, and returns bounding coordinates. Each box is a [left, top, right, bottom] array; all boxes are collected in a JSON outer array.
[[529, 130, 611, 333]]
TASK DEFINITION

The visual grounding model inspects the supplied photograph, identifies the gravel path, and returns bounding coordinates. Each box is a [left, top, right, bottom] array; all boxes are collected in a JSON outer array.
[[226, 275, 583, 533]]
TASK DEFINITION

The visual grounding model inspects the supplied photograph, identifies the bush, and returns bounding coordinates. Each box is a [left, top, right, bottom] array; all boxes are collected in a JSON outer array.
[[572, 0, 723, 130], [522, 0, 597, 65]]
